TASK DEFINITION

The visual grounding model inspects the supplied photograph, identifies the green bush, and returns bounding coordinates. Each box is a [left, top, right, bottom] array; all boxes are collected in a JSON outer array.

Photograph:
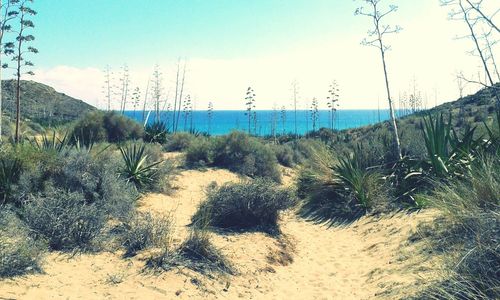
[[0, 210, 44, 278], [185, 138, 214, 167], [271, 143, 295, 167], [192, 178, 296, 232], [15, 149, 138, 220], [71, 111, 143, 144], [121, 212, 172, 257], [163, 132, 195, 152], [212, 131, 281, 182], [23, 187, 105, 251]]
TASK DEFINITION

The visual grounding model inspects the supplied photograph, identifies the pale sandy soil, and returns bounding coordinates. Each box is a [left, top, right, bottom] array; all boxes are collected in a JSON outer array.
[[0, 154, 441, 300]]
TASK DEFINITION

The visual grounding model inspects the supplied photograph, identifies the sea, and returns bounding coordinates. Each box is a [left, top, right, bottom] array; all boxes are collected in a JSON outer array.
[[123, 109, 404, 136]]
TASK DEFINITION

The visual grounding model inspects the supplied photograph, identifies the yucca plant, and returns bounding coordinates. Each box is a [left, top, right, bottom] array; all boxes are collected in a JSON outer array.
[[30, 131, 71, 153], [144, 121, 169, 144], [0, 158, 22, 205], [119, 143, 163, 190]]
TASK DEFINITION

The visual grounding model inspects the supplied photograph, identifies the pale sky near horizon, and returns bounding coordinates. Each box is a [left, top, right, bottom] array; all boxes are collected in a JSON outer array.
[[11, 0, 499, 110]]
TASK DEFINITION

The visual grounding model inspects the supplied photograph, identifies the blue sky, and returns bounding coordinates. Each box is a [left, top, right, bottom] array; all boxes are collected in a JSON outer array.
[[22, 0, 499, 109]]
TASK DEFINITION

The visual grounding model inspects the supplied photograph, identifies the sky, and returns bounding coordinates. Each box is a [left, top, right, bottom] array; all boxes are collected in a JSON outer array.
[[9, 0, 498, 110]]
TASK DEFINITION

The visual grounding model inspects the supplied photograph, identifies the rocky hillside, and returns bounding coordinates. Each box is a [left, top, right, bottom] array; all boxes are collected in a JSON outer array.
[[1, 80, 95, 125]]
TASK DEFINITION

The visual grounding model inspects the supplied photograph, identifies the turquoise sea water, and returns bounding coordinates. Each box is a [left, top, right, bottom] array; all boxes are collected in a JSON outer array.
[[124, 109, 401, 136]]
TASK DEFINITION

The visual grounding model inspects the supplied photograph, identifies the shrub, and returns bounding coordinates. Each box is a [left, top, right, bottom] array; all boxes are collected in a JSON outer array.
[[0, 210, 44, 277], [145, 229, 234, 275], [412, 156, 499, 300], [176, 229, 234, 274], [298, 151, 387, 226], [271, 143, 295, 167], [72, 111, 143, 144], [212, 131, 281, 182], [23, 187, 105, 251], [185, 138, 214, 167], [121, 212, 173, 257], [191, 178, 296, 232], [15, 149, 138, 220], [163, 132, 195, 152], [144, 121, 169, 144]]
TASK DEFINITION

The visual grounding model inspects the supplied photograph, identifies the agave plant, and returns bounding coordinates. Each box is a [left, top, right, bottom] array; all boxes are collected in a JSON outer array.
[[0, 158, 22, 205], [119, 143, 163, 189], [30, 131, 71, 153], [144, 121, 169, 144]]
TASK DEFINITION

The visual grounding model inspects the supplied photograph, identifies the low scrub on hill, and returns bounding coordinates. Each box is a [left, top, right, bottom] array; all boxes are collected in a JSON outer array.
[[71, 111, 143, 144]]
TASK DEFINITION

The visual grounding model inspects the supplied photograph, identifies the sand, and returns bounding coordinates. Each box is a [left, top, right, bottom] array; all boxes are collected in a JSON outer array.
[[0, 158, 441, 299]]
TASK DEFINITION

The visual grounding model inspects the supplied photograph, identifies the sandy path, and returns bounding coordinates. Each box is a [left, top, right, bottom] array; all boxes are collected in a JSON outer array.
[[0, 163, 439, 300]]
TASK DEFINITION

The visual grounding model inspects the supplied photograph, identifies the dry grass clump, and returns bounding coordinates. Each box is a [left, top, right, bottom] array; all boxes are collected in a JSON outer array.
[[411, 156, 499, 299], [120, 211, 173, 257], [145, 228, 234, 275], [0, 210, 45, 277]]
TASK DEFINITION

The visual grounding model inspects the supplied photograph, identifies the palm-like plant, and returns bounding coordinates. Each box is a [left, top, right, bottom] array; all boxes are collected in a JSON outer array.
[[30, 131, 71, 153], [0, 158, 22, 205], [144, 121, 169, 144], [119, 144, 163, 189]]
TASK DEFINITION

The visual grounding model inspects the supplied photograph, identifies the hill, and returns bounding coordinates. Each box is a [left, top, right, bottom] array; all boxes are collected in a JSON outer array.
[[1, 80, 96, 126], [328, 84, 499, 160]]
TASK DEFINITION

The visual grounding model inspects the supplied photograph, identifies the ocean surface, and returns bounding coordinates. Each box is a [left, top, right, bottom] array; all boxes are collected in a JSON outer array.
[[124, 109, 402, 136]]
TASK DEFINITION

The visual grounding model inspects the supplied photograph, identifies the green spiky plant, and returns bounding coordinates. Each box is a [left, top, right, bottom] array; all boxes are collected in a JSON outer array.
[[0, 158, 22, 205], [119, 143, 163, 190], [144, 121, 169, 144], [30, 131, 71, 153]]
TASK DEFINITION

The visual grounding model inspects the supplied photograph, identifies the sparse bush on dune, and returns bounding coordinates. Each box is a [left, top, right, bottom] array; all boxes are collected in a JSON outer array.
[[0, 210, 45, 277], [183, 131, 282, 182], [121, 211, 173, 257], [212, 131, 281, 182], [412, 155, 499, 300], [185, 137, 214, 167], [23, 186, 105, 251], [191, 178, 296, 232], [270, 143, 295, 167]]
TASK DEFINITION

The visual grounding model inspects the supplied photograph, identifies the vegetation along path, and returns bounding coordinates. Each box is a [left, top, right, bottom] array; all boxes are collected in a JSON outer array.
[[0, 160, 440, 299]]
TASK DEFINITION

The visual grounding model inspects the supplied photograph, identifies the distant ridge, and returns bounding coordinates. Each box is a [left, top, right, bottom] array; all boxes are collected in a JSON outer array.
[[1, 80, 96, 124]]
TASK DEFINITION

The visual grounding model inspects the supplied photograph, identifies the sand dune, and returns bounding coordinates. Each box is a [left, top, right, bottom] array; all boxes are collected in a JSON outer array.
[[0, 165, 441, 300]]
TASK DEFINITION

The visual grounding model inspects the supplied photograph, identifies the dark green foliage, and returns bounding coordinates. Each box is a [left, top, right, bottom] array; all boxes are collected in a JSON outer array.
[[23, 187, 105, 251], [121, 212, 172, 257], [0, 210, 44, 278], [271, 143, 295, 167], [0, 157, 22, 205], [144, 121, 169, 144], [192, 179, 296, 232], [163, 132, 195, 152], [298, 150, 388, 226], [71, 111, 143, 144], [119, 143, 163, 191], [212, 131, 281, 182], [185, 138, 214, 167]]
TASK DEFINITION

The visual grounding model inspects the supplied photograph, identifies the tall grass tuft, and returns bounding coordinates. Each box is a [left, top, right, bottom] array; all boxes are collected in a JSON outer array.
[[412, 155, 499, 299]]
